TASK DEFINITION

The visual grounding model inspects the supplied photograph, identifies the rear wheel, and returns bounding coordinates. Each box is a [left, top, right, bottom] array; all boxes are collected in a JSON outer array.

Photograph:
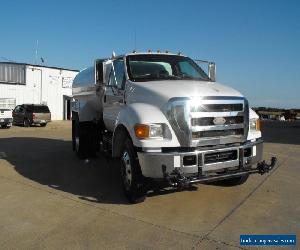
[[73, 120, 99, 159], [40, 123, 47, 127], [74, 120, 87, 159], [23, 119, 30, 127], [120, 137, 146, 203]]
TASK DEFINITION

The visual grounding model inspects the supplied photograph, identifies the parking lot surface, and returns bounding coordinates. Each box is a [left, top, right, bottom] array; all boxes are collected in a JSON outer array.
[[0, 121, 299, 249]]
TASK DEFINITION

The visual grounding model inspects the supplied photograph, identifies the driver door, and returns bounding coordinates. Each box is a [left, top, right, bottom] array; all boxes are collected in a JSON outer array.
[[103, 59, 126, 131]]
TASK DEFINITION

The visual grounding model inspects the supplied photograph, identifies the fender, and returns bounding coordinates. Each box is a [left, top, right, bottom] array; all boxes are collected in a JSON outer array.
[[112, 102, 180, 152]]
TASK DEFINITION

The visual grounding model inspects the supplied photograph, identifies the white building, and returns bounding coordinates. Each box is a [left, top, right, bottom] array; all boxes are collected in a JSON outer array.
[[0, 62, 79, 120]]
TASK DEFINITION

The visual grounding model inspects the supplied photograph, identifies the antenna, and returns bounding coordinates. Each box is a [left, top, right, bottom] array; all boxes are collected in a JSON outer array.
[[134, 28, 137, 51], [35, 40, 39, 64]]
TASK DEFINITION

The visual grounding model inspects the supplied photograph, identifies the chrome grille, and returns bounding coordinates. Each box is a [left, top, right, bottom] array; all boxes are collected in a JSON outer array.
[[191, 116, 244, 126], [192, 129, 244, 139], [191, 103, 243, 112], [165, 96, 249, 147]]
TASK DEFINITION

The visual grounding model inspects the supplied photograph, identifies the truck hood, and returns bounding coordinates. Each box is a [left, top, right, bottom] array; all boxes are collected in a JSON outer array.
[[127, 80, 243, 107]]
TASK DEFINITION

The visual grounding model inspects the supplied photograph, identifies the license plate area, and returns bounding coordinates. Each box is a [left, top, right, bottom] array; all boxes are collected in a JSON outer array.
[[204, 150, 238, 164]]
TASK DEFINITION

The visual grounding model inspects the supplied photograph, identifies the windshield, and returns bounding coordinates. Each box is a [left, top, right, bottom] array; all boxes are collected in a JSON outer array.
[[126, 54, 210, 82], [26, 105, 50, 113]]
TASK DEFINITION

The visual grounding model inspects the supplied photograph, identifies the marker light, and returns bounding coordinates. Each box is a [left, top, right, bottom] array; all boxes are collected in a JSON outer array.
[[134, 124, 164, 139], [256, 119, 261, 130], [250, 118, 261, 131], [135, 124, 149, 139]]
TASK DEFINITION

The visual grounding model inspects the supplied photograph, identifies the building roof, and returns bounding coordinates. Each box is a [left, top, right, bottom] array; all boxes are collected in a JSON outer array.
[[0, 61, 79, 72]]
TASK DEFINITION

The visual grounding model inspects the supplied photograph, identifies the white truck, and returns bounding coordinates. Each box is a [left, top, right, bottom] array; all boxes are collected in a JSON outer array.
[[72, 51, 276, 202], [0, 98, 15, 129]]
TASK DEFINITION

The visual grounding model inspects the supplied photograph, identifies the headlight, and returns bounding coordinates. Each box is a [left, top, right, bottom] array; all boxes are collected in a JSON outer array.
[[249, 118, 261, 131], [134, 124, 164, 139]]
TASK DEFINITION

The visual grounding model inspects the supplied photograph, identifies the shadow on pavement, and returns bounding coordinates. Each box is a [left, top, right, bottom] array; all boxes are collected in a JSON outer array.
[[0, 137, 129, 205], [0, 137, 197, 204], [261, 121, 300, 145]]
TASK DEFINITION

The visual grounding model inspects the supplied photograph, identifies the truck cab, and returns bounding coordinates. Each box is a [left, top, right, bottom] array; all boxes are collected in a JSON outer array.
[[72, 52, 276, 202]]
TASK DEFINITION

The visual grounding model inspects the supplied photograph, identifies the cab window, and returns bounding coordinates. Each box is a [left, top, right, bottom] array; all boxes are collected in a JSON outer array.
[[113, 59, 125, 89], [108, 59, 125, 90]]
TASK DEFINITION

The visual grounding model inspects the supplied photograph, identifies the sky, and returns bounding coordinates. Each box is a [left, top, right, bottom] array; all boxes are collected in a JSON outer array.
[[0, 0, 299, 108]]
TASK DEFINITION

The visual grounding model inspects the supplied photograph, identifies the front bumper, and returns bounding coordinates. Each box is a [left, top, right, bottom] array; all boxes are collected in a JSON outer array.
[[0, 118, 12, 125], [138, 139, 264, 179]]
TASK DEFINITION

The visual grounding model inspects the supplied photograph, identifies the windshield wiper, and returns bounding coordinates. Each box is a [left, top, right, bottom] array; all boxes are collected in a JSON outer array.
[[176, 74, 209, 81]]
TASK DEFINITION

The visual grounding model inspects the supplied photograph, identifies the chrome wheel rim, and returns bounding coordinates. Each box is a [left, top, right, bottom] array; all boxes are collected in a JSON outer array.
[[121, 151, 132, 190]]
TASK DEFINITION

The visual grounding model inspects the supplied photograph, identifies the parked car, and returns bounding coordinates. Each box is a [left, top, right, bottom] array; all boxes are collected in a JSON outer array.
[[0, 98, 15, 129], [13, 104, 51, 127]]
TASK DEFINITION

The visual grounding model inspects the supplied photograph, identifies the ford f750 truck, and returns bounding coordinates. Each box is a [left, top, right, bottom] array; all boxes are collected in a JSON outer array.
[[72, 51, 276, 202]]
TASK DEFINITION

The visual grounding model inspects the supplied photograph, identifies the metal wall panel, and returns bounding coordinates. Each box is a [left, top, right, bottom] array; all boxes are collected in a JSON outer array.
[[0, 64, 78, 120], [0, 63, 25, 84]]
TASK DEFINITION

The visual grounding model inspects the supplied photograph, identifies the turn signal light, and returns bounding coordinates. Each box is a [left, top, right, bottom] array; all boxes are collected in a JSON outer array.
[[134, 124, 149, 139], [256, 119, 261, 130]]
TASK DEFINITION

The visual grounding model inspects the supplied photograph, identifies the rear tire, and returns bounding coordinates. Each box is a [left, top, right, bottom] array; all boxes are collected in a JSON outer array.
[[40, 123, 47, 127], [74, 120, 87, 159], [120, 137, 146, 203], [73, 120, 99, 159]]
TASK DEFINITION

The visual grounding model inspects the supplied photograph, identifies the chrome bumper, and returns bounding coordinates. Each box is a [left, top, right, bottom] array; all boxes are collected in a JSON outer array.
[[137, 139, 264, 178], [0, 118, 12, 125]]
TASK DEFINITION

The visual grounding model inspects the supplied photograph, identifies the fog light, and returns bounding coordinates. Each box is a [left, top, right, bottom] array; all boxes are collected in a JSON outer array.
[[183, 155, 196, 166]]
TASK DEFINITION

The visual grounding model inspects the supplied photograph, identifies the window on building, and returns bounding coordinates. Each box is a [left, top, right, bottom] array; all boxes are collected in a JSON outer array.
[[0, 63, 26, 84]]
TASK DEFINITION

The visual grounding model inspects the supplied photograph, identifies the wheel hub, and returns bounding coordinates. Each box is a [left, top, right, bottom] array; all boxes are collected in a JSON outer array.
[[121, 151, 132, 190]]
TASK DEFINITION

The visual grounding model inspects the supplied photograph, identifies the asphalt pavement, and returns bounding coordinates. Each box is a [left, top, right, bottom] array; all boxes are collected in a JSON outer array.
[[0, 121, 299, 249]]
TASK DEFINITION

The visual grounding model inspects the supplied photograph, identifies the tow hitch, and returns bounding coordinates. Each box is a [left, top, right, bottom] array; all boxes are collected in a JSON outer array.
[[257, 157, 277, 174], [162, 157, 277, 188]]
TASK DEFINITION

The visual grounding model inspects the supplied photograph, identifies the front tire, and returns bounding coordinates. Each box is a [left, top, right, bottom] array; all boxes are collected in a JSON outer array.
[[120, 138, 146, 203], [215, 174, 249, 186]]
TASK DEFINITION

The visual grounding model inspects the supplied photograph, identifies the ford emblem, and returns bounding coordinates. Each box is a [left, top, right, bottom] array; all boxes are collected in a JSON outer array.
[[213, 117, 226, 125]]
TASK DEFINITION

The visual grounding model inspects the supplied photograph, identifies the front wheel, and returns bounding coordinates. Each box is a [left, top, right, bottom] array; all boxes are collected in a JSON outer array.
[[215, 174, 249, 186], [120, 138, 146, 203], [40, 123, 47, 127]]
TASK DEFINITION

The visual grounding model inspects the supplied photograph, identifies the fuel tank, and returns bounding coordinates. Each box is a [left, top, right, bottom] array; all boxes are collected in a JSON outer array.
[[72, 66, 104, 121]]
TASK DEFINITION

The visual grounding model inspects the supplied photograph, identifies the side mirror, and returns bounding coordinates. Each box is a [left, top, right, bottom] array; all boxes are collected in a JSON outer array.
[[208, 62, 216, 82], [95, 59, 105, 85]]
